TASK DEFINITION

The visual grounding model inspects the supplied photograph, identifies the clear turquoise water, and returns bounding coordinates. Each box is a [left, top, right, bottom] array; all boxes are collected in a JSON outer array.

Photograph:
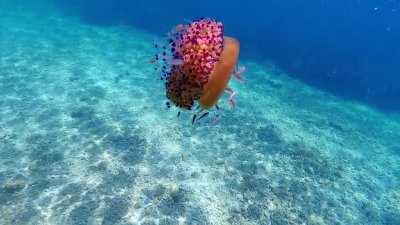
[[0, 2, 399, 225]]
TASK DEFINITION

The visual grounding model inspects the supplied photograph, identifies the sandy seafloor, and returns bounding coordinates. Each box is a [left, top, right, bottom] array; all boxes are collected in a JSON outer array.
[[1, 4, 400, 225]]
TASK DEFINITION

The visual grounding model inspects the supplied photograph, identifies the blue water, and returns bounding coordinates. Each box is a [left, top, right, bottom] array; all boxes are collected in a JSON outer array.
[[53, 0, 400, 111], [0, 1, 399, 225]]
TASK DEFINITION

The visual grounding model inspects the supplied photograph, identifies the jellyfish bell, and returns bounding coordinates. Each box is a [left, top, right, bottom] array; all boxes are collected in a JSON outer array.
[[199, 36, 240, 109], [153, 18, 245, 124]]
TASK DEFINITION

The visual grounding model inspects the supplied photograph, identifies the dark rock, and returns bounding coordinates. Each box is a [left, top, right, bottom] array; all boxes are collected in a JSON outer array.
[[37, 108, 60, 121], [141, 219, 157, 225], [106, 132, 145, 151], [102, 197, 129, 225], [159, 217, 178, 225], [238, 162, 257, 175], [267, 79, 283, 89], [388, 145, 400, 156], [67, 200, 99, 225], [360, 201, 379, 221], [82, 117, 110, 136], [270, 210, 293, 225], [103, 169, 136, 190], [70, 106, 95, 120], [245, 203, 263, 220], [89, 161, 108, 173], [0, 143, 19, 160], [60, 183, 83, 196], [3, 179, 26, 193], [35, 151, 63, 166], [257, 124, 283, 145], [328, 121, 346, 132], [143, 184, 166, 200], [382, 211, 400, 225], [241, 175, 267, 193], [186, 206, 209, 225], [87, 86, 106, 99], [75, 86, 106, 105], [285, 142, 340, 180], [12, 205, 39, 225], [69, 76, 79, 82], [53, 194, 81, 213], [190, 171, 200, 179], [105, 131, 146, 164], [159, 194, 185, 216], [27, 179, 51, 199], [0, 172, 5, 184]]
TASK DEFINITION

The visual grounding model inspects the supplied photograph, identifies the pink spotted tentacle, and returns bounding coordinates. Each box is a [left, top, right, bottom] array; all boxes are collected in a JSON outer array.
[[225, 87, 237, 110], [232, 65, 246, 83], [211, 115, 220, 125]]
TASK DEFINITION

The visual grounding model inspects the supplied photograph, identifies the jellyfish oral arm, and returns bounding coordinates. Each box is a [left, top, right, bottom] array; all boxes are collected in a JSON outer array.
[[233, 66, 246, 83], [225, 87, 236, 110]]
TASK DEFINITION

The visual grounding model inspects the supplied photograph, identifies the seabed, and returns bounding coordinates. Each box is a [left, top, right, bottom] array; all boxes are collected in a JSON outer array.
[[0, 4, 399, 225]]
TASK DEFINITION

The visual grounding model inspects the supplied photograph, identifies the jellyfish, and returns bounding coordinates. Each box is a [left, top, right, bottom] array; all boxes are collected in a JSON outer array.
[[153, 18, 245, 124]]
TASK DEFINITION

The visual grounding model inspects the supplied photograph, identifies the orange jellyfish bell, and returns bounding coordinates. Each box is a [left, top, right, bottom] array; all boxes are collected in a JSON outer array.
[[154, 18, 245, 122], [199, 36, 240, 109]]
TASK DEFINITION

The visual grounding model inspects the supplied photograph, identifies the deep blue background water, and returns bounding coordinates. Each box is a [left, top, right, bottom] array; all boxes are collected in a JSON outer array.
[[53, 0, 400, 111]]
